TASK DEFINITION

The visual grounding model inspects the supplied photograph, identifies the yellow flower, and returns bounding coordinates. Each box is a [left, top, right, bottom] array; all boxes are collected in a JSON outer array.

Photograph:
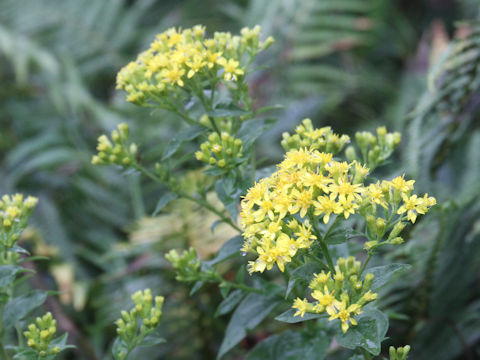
[[289, 188, 313, 218], [389, 175, 415, 193], [161, 66, 185, 86], [313, 194, 342, 224], [397, 193, 435, 223], [292, 298, 310, 317], [218, 58, 244, 81], [327, 300, 362, 333]]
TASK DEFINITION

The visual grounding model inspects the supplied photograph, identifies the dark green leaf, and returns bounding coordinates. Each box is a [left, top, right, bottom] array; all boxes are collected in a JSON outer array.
[[206, 236, 243, 266], [162, 125, 206, 160], [50, 333, 75, 351], [138, 334, 166, 347], [325, 226, 365, 244], [208, 104, 249, 118], [237, 118, 277, 149], [365, 263, 412, 291], [190, 281, 204, 295], [246, 329, 330, 360], [216, 289, 245, 317], [217, 292, 280, 359], [275, 308, 327, 323], [286, 262, 324, 298], [112, 337, 129, 360], [336, 308, 389, 355], [0, 265, 23, 287], [152, 192, 178, 215], [3, 291, 48, 328], [214, 178, 241, 222]]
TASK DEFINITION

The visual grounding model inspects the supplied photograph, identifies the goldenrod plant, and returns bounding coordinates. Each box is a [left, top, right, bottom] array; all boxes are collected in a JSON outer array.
[[112, 289, 165, 360], [91, 24, 437, 359], [0, 194, 73, 359]]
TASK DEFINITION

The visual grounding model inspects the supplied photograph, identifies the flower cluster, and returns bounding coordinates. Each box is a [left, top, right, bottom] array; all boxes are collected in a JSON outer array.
[[0, 194, 38, 247], [195, 132, 243, 169], [165, 248, 202, 282], [346, 126, 402, 170], [24, 312, 61, 357], [115, 289, 164, 359], [116, 25, 274, 105], [240, 143, 436, 273], [91, 123, 138, 167], [281, 118, 350, 154], [292, 257, 377, 333]]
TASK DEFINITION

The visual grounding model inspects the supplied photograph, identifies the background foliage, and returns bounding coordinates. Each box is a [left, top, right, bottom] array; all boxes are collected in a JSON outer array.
[[0, 0, 479, 359]]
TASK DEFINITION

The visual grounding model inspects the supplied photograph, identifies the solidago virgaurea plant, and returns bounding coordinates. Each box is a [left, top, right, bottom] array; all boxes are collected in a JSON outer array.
[[93, 24, 436, 359]]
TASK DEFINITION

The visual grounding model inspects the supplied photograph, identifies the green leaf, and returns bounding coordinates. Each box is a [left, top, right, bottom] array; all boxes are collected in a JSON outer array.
[[208, 104, 249, 118], [217, 292, 280, 359], [3, 291, 48, 329], [152, 192, 178, 215], [138, 334, 166, 347], [214, 178, 240, 222], [0, 265, 23, 287], [365, 263, 412, 291], [112, 337, 129, 360], [335, 308, 389, 356], [50, 333, 75, 352], [162, 125, 206, 160], [237, 118, 277, 149], [246, 329, 330, 360], [190, 281, 204, 295], [206, 236, 243, 266], [325, 226, 364, 244], [275, 308, 326, 323], [216, 289, 245, 317], [286, 262, 324, 298]]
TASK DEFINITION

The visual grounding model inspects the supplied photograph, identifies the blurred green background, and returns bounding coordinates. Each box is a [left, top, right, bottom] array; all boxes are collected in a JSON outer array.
[[1, 0, 480, 359]]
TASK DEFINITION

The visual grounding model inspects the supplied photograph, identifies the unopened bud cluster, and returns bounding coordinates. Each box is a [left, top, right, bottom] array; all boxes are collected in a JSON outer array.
[[389, 345, 411, 360], [293, 257, 377, 333], [0, 193, 38, 265], [115, 289, 164, 358], [281, 118, 350, 154], [346, 126, 401, 170], [92, 123, 138, 168], [24, 312, 61, 358], [195, 132, 243, 169], [165, 248, 202, 282]]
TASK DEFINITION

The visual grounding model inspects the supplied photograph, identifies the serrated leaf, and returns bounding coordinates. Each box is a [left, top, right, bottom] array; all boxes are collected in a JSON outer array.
[[217, 292, 280, 359], [335, 308, 389, 356], [246, 329, 330, 360], [365, 263, 412, 291], [152, 192, 178, 216], [3, 291, 48, 328], [216, 289, 245, 317], [162, 125, 206, 160], [275, 308, 327, 323], [206, 236, 243, 266]]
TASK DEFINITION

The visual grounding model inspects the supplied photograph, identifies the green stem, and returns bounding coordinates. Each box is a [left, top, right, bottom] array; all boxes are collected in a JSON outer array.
[[250, 145, 256, 185], [134, 164, 241, 233], [309, 215, 335, 273], [359, 252, 373, 276], [128, 173, 145, 219]]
